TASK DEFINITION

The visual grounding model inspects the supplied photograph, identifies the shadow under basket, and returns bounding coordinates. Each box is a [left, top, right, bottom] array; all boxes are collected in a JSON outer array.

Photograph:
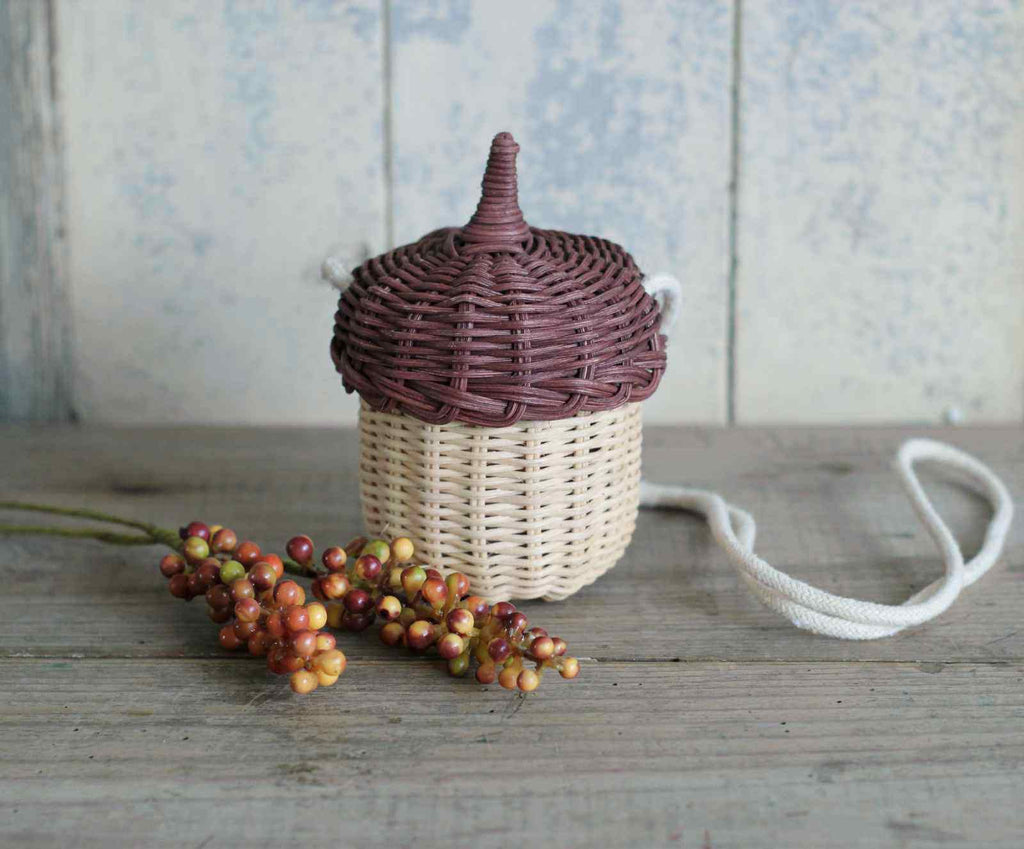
[[358, 401, 643, 601]]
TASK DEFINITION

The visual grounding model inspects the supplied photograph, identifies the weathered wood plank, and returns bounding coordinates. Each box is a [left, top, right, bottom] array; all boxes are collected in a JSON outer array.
[[1, 658, 1021, 848], [389, 0, 735, 423], [54, 0, 385, 426], [0, 0, 73, 421], [736, 1, 1024, 423], [1, 425, 1021, 661]]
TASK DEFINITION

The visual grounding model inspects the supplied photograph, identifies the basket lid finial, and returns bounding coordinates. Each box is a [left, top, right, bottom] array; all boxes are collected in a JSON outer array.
[[462, 131, 531, 246]]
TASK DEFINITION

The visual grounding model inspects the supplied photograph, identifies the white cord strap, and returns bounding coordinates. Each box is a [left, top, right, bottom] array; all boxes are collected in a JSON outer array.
[[639, 439, 1014, 639]]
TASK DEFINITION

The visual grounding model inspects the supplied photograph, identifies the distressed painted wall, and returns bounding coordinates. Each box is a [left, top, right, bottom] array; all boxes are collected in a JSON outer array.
[[1, 0, 1020, 425], [58, 0, 384, 424], [736, 0, 1024, 423]]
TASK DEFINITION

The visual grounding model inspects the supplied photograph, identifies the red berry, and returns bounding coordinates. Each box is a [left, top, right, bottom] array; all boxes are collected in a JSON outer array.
[[218, 624, 242, 650], [291, 630, 318, 659], [354, 554, 382, 581], [321, 546, 347, 572], [551, 637, 567, 657], [476, 664, 497, 685], [210, 528, 238, 553], [280, 651, 306, 673], [274, 580, 303, 607], [159, 554, 186, 578], [341, 610, 374, 633], [420, 577, 447, 607], [186, 573, 204, 597], [424, 568, 443, 582], [262, 554, 285, 579], [249, 562, 277, 591], [234, 541, 261, 568], [234, 598, 261, 623], [464, 596, 490, 623], [205, 584, 232, 610], [194, 560, 220, 591], [282, 605, 310, 633], [344, 588, 371, 614], [233, 618, 258, 641], [320, 573, 350, 600], [229, 578, 255, 602], [437, 633, 464, 660], [247, 632, 270, 657], [529, 636, 555, 661], [406, 620, 435, 652], [286, 535, 314, 566], [525, 626, 548, 640], [506, 612, 528, 636], [265, 612, 286, 638], [491, 601, 516, 620], [180, 521, 210, 541], [488, 637, 511, 662]]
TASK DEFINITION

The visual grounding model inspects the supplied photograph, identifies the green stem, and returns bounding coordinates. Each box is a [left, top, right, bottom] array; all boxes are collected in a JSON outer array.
[[0, 500, 181, 549], [0, 524, 161, 545], [0, 500, 160, 533], [0, 499, 309, 576]]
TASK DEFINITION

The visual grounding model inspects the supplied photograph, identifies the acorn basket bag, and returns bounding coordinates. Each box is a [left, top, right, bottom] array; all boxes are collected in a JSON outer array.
[[329, 132, 670, 601]]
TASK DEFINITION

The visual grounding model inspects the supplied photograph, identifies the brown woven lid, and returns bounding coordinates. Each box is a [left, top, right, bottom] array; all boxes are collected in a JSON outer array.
[[331, 131, 667, 427]]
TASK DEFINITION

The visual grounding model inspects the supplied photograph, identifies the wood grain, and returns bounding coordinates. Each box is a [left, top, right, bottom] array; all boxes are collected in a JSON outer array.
[[2, 425, 1022, 846], [736, 0, 1024, 424], [0, 0, 73, 421], [389, 0, 735, 424], [2, 658, 1022, 848]]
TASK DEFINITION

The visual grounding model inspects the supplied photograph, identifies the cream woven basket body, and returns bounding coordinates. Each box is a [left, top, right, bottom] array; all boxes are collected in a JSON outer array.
[[359, 402, 642, 601]]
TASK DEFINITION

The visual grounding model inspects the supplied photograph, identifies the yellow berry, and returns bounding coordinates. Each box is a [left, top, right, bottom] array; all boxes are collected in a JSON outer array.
[[290, 669, 318, 694], [313, 648, 346, 677], [498, 667, 519, 690], [326, 602, 344, 629], [315, 670, 339, 687], [305, 601, 328, 630], [517, 669, 540, 692], [391, 537, 415, 562]]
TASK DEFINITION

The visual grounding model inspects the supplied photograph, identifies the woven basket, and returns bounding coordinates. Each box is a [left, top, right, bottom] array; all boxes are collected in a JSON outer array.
[[358, 401, 642, 601], [330, 132, 668, 600]]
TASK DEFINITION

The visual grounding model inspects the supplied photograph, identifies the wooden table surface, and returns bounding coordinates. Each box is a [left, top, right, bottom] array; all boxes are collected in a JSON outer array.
[[1, 425, 1022, 848]]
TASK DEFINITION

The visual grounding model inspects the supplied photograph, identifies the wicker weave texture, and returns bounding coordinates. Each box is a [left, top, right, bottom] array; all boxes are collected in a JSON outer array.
[[332, 132, 666, 428], [358, 401, 642, 601]]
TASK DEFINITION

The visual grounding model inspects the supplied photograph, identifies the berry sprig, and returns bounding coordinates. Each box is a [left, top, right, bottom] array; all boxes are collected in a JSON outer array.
[[164, 522, 579, 695], [0, 501, 581, 697]]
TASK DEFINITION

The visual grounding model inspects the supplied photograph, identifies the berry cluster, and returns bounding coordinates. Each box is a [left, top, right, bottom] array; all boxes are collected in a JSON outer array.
[[159, 521, 579, 695], [302, 534, 580, 692], [159, 521, 346, 694]]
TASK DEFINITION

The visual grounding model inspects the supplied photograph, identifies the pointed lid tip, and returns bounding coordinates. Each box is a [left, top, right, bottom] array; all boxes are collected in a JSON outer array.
[[462, 131, 530, 246]]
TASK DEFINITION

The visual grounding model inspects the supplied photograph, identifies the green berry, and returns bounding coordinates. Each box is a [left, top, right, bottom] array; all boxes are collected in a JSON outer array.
[[219, 560, 246, 585], [447, 654, 470, 677]]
